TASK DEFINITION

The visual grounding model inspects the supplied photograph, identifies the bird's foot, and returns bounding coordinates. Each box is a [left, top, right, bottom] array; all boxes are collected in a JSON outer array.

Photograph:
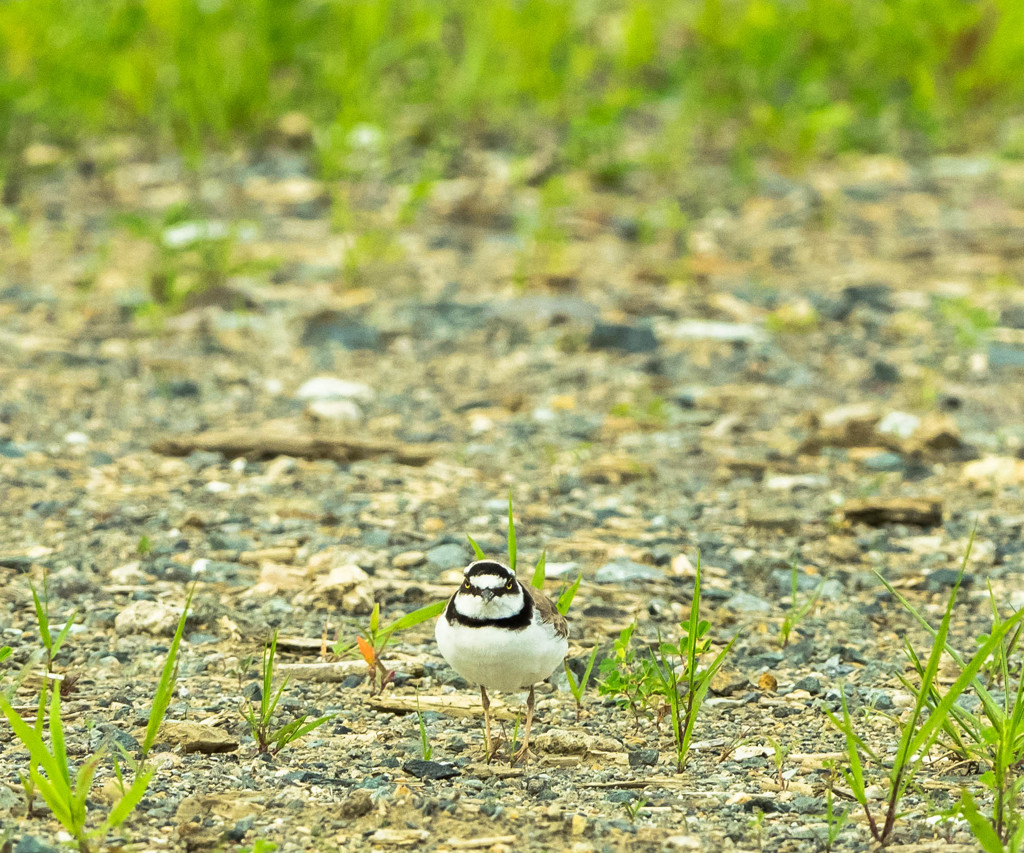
[[510, 743, 534, 766]]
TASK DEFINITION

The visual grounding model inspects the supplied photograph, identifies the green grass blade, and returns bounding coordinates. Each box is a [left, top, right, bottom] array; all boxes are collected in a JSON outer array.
[[556, 574, 581, 615], [105, 765, 155, 829], [50, 609, 78, 660], [48, 688, 71, 788], [379, 600, 447, 639], [72, 751, 102, 824], [958, 789, 1004, 852], [31, 584, 53, 649], [686, 552, 703, 675], [262, 632, 278, 718], [266, 675, 290, 720], [507, 489, 517, 575], [579, 646, 599, 692], [909, 605, 1024, 759], [679, 636, 735, 758], [531, 550, 547, 589], [0, 696, 66, 785], [143, 583, 194, 758], [273, 713, 333, 752], [467, 535, 486, 560], [29, 768, 73, 828]]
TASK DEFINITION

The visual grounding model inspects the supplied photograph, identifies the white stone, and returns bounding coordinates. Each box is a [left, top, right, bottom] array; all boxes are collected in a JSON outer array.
[[306, 398, 363, 424], [665, 319, 767, 343], [296, 376, 374, 402], [109, 562, 144, 584], [114, 600, 184, 636], [877, 410, 921, 439]]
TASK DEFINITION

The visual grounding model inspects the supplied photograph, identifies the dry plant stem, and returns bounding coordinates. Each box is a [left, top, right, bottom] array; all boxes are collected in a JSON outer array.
[[480, 685, 493, 763], [512, 686, 536, 766]]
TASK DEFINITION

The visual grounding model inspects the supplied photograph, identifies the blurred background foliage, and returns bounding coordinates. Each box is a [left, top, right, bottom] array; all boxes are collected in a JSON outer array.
[[1, 0, 1023, 185]]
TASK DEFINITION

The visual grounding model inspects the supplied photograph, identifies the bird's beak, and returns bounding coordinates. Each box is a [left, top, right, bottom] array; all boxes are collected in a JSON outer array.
[[482, 590, 496, 603]]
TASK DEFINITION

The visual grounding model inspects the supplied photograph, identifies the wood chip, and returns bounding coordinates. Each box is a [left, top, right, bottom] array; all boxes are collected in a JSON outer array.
[[369, 693, 516, 720], [278, 660, 425, 681], [447, 836, 518, 849], [151, 430, 436, 466], [840, 497, 942, 527]]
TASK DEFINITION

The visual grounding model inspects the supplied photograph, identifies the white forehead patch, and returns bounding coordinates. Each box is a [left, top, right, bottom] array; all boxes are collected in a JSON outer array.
[[469, 574, 509, 590]]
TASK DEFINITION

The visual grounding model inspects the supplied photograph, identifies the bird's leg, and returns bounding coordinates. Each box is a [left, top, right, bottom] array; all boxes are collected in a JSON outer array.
[[480, 685, 494, 763], [512, 685, 536, 765]]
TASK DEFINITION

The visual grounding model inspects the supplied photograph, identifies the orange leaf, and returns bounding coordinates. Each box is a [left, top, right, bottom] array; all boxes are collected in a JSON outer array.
[[356, 636, 376, 667]]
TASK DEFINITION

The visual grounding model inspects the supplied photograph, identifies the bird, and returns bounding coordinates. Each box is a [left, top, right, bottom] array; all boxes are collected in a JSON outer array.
[[435, 559, 569, 762]]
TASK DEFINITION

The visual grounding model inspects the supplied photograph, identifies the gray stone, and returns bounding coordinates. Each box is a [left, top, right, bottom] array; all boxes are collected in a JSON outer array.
[[594, 558, 664, 583], [862, 451, 904, 472], [725, 591, 773, 614], [301, 312, 380, 350], [0, 781, 20, 814], [589, 322, 658, 354], [426, 543, 469, 569], [15, 837, 60, 853], [989, 344, 1024, 369]]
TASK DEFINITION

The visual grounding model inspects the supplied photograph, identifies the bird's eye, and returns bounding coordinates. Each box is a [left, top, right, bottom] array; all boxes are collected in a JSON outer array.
[[505, 579, 513, 590], [463, 580, 471, 589]]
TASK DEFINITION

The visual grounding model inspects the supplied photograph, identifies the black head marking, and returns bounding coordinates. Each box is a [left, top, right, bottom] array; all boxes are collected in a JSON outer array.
[[463, 560, 514, 579]]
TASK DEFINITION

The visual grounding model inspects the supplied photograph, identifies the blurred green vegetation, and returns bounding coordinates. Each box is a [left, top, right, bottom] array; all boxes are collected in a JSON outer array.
[[2, 0, 1023, 183]]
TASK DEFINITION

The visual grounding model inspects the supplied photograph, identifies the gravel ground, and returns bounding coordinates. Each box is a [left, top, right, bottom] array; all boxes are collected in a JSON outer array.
[[1, 147, 1024, 852]]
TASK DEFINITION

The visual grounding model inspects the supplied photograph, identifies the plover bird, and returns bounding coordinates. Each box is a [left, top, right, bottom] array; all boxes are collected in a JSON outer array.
[[435, 559, 569, 761]]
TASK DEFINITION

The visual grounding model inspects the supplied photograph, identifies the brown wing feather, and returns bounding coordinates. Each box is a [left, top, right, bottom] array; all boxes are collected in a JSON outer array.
[[523, 583, 569, 639]]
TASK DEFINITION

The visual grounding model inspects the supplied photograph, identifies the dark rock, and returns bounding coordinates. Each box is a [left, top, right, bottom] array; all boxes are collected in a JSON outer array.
[[791, 796, 825, 814], [479, 800, 503, 818], [870, 360, 900, 383], [90, 723, 141, 754], [403, 759, 461, 780], [865, 689, 895, 710], [301, 311, 381, 350], [743, 795, 786, 813], [226, 815, 255, 841], [338, 789, 374, 819], [589, 322, 658, 354], [163, 379, 201, 398], [926, 568, 973, 590], [282, 769, 352, 787], [792, 676, 822, 695], [627, 749, 659, 768]]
